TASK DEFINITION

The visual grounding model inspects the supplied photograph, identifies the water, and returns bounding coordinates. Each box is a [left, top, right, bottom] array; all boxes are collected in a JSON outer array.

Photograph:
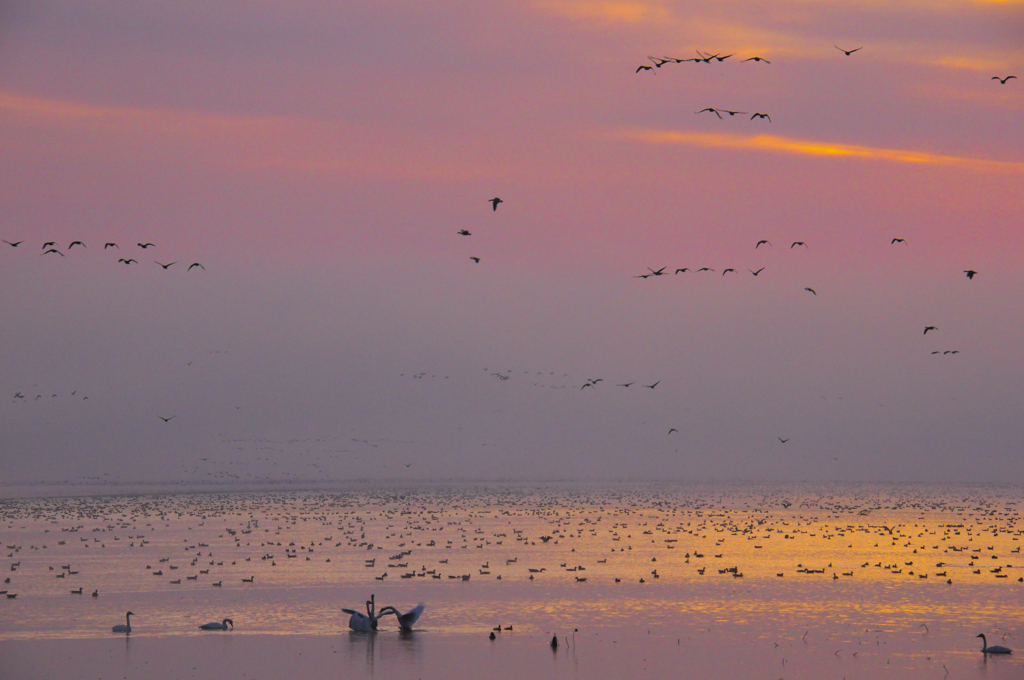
[[1, 483, 1022, 679]]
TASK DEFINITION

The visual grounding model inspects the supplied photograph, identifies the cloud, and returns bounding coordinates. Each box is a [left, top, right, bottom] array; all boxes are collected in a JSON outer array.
[[618, 128, 1024, 172], [537, 0, 670, 23]]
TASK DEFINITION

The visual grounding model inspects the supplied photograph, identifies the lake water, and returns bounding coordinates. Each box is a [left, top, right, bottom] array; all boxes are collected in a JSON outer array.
[[1, 482, 1022, 679]]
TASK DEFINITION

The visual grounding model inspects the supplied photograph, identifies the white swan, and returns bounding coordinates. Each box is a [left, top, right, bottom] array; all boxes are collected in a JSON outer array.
[[112, 611, 134, 633], [378, 604, 425, 632], [977, 633, 1012, 654], [199, 618, 234, 631], [343, 594, 382, 632]]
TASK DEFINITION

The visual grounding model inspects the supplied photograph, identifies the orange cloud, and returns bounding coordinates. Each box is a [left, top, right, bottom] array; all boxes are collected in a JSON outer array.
[[619, 128, 1024, 172], [537, 0, 670, 23]]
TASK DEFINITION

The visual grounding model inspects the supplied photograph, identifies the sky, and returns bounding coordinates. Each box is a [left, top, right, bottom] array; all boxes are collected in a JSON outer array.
[[1, 0, 1022, 486]]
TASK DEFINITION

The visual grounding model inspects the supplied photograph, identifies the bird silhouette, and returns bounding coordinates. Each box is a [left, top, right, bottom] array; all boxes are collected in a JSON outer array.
[[805, 287, 817, 295], [674, 268, 690, 274], [963, 270, 977, 279], [42, 242, 55, 249], [457, 230, 471, 236], [636, 64, 654, 73], [647, 267, 667, 276], [750, 113, 771, 122], [992, 76, 1017, 84], [778, 437, 789, 443], [43, 249, 65, 257], [155, 261, 177, 269], [3, 240, 23, 247], [722, 109, 746, 116], [891, 238, 907, 245], [644, 381, 660, 389], [923, 326, 938, 334], [743, 56, 771, 63], [696, 267, 714, 272], [489, 197, 503, 211], [470, 257, 481, 263], [668, 428, 679, 434], [749, 267, 765, 276], [188, 263, 205, 270], [104, 242, 119, 249], [617, 383, 633, 387], [137, 243, 155, 249], [118, 258, 137, 264], [158, 416, 176, 422], [791, 241, 807, 248], [713, 54, 735, 62], [835, 45, 862, 56], [755, 240, 771, 249], [68, 241, 85, 249], [722, 268, 737, 275], [695, 108, 723, 119]]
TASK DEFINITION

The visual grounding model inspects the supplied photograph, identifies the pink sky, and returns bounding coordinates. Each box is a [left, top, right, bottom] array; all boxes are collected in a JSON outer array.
[[1, 0, 1022, 484]]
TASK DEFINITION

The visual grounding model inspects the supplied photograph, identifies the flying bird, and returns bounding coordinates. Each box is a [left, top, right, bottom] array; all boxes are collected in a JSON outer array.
[[668, 428, 678, 434], [722, 110, 747, 116], [647, 266, 667, 276], [636, 64, 654, 73], [674, 268, 690, 274], [470, 257, 480, 263], [755, 240, 771, 249], [963, 270, 977, 279], [137, 243, 155, 249], [188, 263, 205, 270], [489, 197, 503, 211], [791, 241, 808, 248], [713, 54, 735, 62], [805, 287, 817, 295], [3, 240, 23, 247], [43, 249, 65, 257], [158, 416, 176, 422], [457, 230, 471, 236], [617, 383, 633, 387], [749, 267, 765, 276], [743, 56, 771, 63], [695, 108, 723, 119], [891, 238, 907, 245], [696, 267, 714, 272], [104, 242, 119, 249], [778, 437, 789, 443], [835, 45, 863, 56], [68, 241, 85, 249], [992, 76, 1017, 84], [155, 261, 177, 269], [923, 326, 937, 334], [118, 258, 137, 264], [722, 268, 737, 275], [42, 242, 55, 249], [750, 113, 771, 122], [644, 381, 660, 389]]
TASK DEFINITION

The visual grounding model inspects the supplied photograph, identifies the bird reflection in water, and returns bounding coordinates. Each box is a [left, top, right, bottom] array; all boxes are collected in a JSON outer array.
[[347, 620, 423, 674]]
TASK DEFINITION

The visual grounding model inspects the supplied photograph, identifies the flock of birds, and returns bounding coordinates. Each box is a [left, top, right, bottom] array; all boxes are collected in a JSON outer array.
[[1, 239, 205, 270], [2, 487, 1022, 656]]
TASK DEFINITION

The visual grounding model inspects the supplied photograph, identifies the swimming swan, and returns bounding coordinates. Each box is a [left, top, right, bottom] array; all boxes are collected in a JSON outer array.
[[112, 611, 134, 633], [977, 633, 1012, 654], [343, 594, 382, 632], [378, 604, 425, 631], [199, 618, 234, 631]]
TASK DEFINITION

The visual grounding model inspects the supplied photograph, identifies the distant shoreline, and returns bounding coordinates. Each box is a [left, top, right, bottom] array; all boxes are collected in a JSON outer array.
[[0, 477, 1019, 500]]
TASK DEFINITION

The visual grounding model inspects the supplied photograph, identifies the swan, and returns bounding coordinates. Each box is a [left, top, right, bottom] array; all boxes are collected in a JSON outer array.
[[112, 611, 134, 633], [199, 618, 234, 631], [977, 633, 1012, 654], [343, 594, 382, 632], [378, 604, 425, 631]]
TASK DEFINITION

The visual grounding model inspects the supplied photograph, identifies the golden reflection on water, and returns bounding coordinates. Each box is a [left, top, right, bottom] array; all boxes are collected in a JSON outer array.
[[1, 483, 1021, 647]]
